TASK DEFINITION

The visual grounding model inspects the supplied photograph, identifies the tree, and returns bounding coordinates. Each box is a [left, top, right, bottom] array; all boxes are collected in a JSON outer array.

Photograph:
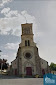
[[0, 58, 9, 70], [50, 62, 56, 71], [2, 63, 8, 70]]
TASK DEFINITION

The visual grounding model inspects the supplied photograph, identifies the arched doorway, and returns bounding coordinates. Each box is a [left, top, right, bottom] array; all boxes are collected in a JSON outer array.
[[42, 69, 45, 75], [24, 61, 34, 76], [26, 67, 32, 76], [15, 69, 17, 75]]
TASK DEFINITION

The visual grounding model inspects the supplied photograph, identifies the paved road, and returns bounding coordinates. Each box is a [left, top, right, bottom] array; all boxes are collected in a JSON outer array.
[[0, 78, 43, 85], [0, 75, 43, 85]]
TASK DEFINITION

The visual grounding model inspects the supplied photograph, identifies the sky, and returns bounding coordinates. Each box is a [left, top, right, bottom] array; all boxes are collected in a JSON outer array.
[[0, 0, 56, 65]]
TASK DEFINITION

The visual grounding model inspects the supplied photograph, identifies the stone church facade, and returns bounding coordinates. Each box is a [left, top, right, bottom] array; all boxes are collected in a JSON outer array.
[[11, 23, 50, 77]]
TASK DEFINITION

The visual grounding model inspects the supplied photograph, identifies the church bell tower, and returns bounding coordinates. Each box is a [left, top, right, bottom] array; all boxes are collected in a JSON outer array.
[[20, 23, 35, 47]]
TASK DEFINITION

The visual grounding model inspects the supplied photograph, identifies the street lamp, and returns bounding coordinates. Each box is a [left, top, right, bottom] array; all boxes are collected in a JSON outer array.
[[0, 50, 2, 57], [0, 50, 2, 52], [0, 59, 3, 75], [0, 50, 2, 56]]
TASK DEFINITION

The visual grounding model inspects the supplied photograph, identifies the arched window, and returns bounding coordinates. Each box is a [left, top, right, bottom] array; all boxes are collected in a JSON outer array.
[[25, 40, 27, 46], [25, 40, 30, 46], [28, 40, 30, 46]]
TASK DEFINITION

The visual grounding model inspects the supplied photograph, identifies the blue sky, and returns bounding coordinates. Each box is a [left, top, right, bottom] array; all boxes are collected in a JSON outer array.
[[0, 0, 56, 65]]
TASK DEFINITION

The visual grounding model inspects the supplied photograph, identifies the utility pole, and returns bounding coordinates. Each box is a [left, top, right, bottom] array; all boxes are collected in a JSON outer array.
[[0, 50, 2, 75]]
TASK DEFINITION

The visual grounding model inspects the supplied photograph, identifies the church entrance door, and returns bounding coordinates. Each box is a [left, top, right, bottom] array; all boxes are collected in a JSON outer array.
[[26, 67, 32, 76], [15, 69, 17, 75]]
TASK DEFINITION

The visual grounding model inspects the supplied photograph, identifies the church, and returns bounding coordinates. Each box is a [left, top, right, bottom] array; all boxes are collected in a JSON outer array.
[[11, 23, 50, 77]]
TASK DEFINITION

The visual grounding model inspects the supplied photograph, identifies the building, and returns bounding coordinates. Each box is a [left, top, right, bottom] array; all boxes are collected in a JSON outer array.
[[11, 23, 50, 77]]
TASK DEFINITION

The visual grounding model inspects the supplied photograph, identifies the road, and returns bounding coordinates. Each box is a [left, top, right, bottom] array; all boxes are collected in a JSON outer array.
[[0, 75, 43, 85]]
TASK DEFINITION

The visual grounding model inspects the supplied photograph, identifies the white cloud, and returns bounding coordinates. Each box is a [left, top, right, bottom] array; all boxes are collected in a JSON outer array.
[[0, 8, 37, 36], [5, 43, 19, 50], [1, 8, 19, 17], [7, 52, 17, 64], [21, 10, 35, 23], [1, 7, 10, 14], [5, 10, 18, 17], [0, 0, 12, 7], [1, 54, 9, 59]]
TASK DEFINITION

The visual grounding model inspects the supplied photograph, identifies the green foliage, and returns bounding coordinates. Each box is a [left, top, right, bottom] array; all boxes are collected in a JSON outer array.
[[50, 62, 56, 71]]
